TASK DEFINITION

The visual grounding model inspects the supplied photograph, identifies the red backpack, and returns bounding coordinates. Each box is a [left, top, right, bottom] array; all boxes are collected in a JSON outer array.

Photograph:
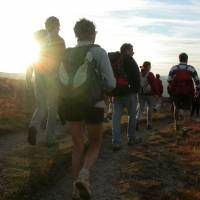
[[169, 65, 194, 96], [108, 52, 130, 96]]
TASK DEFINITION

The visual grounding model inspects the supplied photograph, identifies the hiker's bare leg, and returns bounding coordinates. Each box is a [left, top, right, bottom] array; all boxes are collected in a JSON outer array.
[[82, 123, 103, 171], [70, 121, 85, 179]]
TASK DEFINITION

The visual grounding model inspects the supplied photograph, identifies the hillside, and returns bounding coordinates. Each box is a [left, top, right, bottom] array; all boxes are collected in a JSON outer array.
[[0, 77, 34, 134]]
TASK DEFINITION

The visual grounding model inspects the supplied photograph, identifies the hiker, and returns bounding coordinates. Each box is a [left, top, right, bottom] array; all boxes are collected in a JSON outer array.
[[136, 61, 159, 130], [27, 16, 66, 146], [168, 52, 200, 131], [153, 73, 163, 112], [58, 18, 115, 199], [191, 94, 200, 118], [108, 43, 140, 151], [26, 29, 47, 106]]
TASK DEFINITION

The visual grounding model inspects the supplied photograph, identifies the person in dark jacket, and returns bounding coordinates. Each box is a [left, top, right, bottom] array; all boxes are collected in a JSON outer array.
[[110, 43, 140, 150]]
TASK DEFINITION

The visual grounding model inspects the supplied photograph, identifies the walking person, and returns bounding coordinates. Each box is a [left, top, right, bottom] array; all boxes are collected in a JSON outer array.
[[168, 52, 200, 131], [108, 43, 140, 151], [153, 73, 163, 112], [58, 18, 115, 199], [27, 16, 66, 145], [136, 61, 158, 130]]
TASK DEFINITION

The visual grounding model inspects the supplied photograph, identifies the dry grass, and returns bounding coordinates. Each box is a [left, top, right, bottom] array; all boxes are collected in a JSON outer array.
[[0, 140, 72, 200], [0, 78, 34, 135], [118, 123, 200, 200]]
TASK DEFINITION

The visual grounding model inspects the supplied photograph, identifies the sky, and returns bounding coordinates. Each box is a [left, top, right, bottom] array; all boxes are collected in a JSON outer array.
[[0, 0, 200, 75]]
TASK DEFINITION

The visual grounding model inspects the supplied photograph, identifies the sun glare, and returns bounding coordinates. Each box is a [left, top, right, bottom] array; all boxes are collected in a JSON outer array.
[[8, 37, 40, 74]]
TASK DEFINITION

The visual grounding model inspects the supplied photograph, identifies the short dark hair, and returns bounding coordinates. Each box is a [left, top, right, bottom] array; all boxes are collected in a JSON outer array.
[[156, 74, 160, 79], [74, 18, 96, 41], [142, 61, 151, 69], [120, 43, 133, 54], [179, 52, 188, 63], [45, 16, 60, 32]]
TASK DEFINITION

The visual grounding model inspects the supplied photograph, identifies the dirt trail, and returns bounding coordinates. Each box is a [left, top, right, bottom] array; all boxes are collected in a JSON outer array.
[[2, 113, 200, 200], [29, 118, 171, 200]]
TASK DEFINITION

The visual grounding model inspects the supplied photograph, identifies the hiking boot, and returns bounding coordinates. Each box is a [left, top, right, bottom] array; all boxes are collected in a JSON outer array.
[[75, 169, 91, 200], [28, 126, 37, 145], [181, 127, 192, 135], [103, 117, 109, 123], [112, 144, 122, 151], [72, 181, 80, 200]]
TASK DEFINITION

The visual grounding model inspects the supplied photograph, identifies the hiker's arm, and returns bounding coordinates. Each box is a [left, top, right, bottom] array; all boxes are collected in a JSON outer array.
[[191, 67, 200, 93], [99, 49, 116, 91]]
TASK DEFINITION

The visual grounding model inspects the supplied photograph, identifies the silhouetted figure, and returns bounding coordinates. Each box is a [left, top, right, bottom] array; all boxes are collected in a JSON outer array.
[[154, 73, 163, 112], [108, 43, 140, 150], [58, 18, 115, 199], [27, 16, 65, 146], [136, 61, 159, 130], [168, 52, 200, 130]]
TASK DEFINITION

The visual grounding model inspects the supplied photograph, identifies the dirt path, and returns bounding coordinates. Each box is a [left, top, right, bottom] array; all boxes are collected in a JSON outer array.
[[2, 113, 200, 200], [29, 117, 172, 200]]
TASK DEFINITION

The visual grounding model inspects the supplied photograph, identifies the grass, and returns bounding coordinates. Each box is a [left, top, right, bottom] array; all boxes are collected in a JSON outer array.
[[118, 125, 200, 200], [0, 140, 72, 200]]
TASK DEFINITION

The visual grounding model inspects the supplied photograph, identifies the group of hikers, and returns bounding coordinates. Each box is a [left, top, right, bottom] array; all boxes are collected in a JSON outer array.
[[26, 16, 200, 199]]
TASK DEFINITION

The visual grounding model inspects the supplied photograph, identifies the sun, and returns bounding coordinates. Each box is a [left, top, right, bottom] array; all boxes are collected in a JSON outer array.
[[0, 36, 40, 74]]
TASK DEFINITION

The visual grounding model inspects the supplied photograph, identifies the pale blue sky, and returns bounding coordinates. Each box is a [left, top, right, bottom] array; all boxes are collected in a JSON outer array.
[[0, 0, 199, 75]]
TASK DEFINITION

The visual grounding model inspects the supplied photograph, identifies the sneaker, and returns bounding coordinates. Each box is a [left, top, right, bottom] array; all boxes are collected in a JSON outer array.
[[28, 126, 37, 145], [75, 169, 91, 200], [72, 181, 80, 200], [112, 144, 122, 151], [103, 117, 109, 123], [181, 127, 192, 135]]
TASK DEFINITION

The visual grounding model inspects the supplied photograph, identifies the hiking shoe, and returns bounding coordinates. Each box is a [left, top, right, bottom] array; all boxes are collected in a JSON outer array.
[[103, 117, 109, 123], [112, 144, 122, 151], [72, 181, 80, 200], [181, 127, 192, 135], [75, 169, 91, 200], [28, 126, 37, 145]]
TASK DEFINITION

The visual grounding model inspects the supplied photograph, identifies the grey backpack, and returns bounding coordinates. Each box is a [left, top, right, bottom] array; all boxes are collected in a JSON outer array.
[[140, 72, 151, 94], [58, 45, 103, 106]]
